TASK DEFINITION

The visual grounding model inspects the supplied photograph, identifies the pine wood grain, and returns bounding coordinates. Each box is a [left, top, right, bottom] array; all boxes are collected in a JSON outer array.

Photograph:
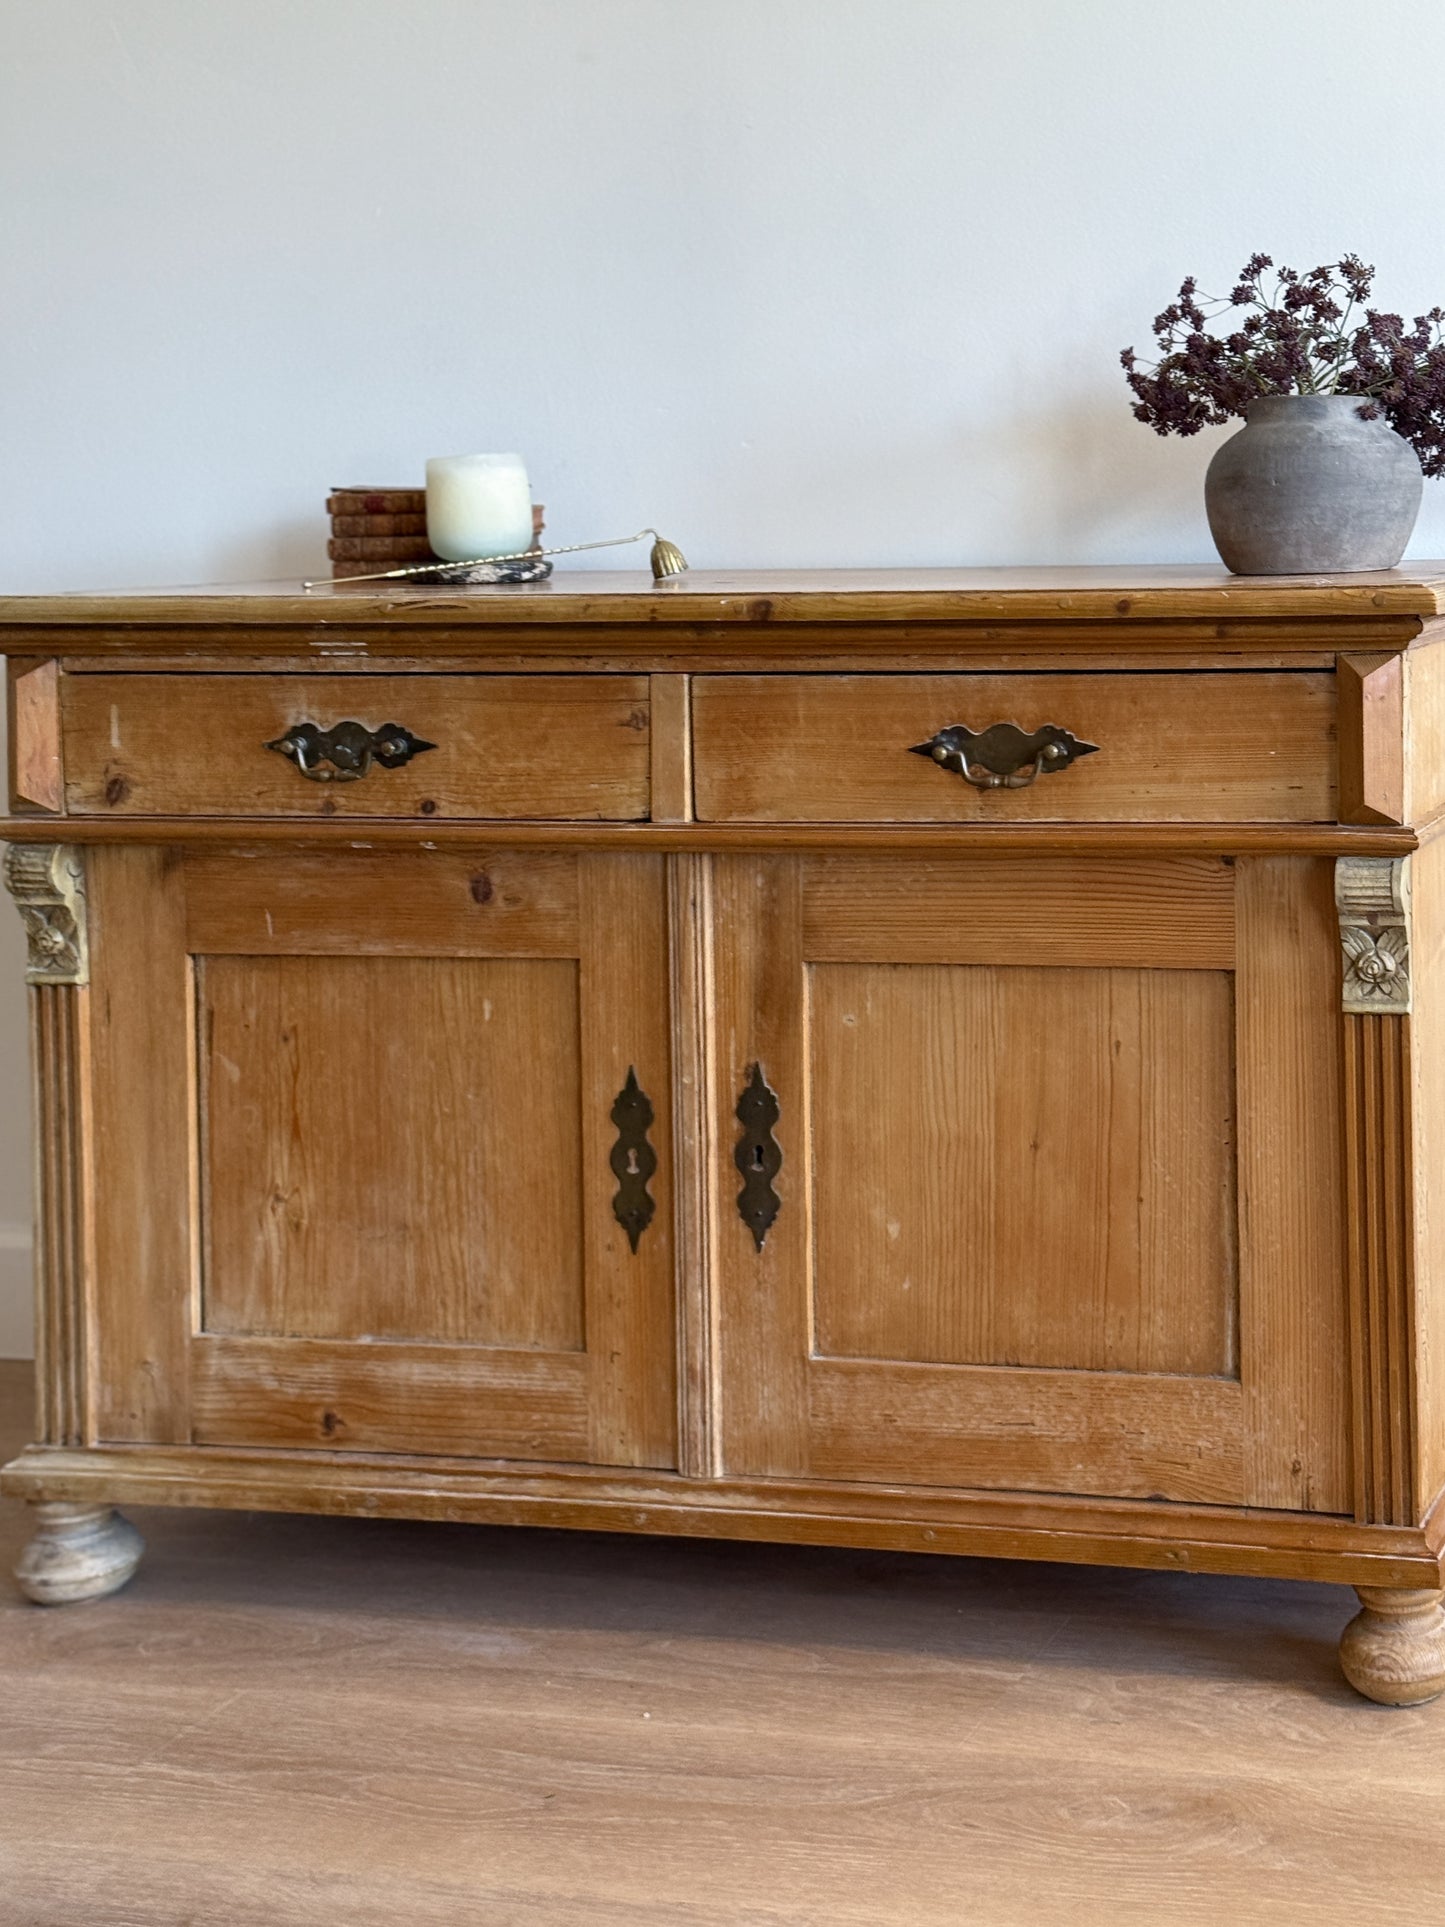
[[1235, 857, 1350, 1513], [577, 854, 677, 1469], [1406, 635, 1445, 827], [692, 672, 1337, 823], [808, 962, 1237, 1375], [26, 636, 1389, 669], [30, 984, 87, 1445], [1344, 1015, 1418, 1525], [7, 1436, 1437, 1584], [5, 560, 1445, 627], [183, 845, 582, 956], [647, 672, 692, 822], [1338, 649, 1405, 824], [1410, 830, 1445, 1514], [710, 855, 811, 1477], [62, 673, 651, 820], [1, 813, 1417, 854], [198, 954, 586, 1350], [190, 1336, 591, 1459], [9, 658, 62, 811], [807, 1361, 1243, 1502], [799, 850, 1236, 967], [668, 852, 720, 1480], [86, 847, 193, 1445]]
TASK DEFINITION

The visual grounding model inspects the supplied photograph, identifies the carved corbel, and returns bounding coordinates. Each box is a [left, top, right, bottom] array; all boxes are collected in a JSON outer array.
[[1335, 855, 1410, 1016], [3, 844, 89, 985]]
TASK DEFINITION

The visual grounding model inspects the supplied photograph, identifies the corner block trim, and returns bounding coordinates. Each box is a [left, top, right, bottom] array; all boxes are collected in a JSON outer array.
[[3, 844, 89, 985], [1336, 855, 1410, 1015]]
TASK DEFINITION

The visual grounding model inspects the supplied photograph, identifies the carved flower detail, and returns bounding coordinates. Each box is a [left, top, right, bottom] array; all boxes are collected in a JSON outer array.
[[18, 906, 79, 973], [1342, 925, 1409, 1001]]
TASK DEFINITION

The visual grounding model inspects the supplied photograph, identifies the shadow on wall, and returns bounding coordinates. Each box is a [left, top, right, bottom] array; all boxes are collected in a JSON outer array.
[[178, 405, 1226, 583], [210, 519, 330, 587], [985, 395, 1228, 564], [131, 409, 1230, 587], [712, 395, 1230, 569]]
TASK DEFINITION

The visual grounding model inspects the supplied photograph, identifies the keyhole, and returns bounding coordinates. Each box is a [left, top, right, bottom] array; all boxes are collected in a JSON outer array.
[[752, 1143, 766, 1169], [626, 1149, 639, 1175]]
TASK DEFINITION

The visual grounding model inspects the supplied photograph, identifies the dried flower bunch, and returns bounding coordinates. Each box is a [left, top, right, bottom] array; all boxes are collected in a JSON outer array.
[[1122, 255, 1445, 476]]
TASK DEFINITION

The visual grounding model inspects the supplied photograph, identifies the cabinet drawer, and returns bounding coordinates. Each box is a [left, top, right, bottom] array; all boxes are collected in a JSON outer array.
[[692, 673, 1336, 822], [62, 674, 651, 820]]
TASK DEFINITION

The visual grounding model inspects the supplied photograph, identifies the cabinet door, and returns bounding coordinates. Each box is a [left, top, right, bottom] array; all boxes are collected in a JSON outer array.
[[86, 847, 675, 1468], [710, 853, 1349, 1509]]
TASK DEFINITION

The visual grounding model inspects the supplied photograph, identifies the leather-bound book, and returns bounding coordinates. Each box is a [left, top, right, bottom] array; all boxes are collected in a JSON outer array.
[[326, 488, 426, 516], [329, 513, 430, 537], [328, 535, 437, 562]]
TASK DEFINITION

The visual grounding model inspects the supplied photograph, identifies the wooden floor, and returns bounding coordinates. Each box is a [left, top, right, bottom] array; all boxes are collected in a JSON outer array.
[[1, 1361, 1443, 1925]]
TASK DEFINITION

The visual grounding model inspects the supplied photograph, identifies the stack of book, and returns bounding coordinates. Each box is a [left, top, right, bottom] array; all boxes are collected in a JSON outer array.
[[327, 488, 546, 579]]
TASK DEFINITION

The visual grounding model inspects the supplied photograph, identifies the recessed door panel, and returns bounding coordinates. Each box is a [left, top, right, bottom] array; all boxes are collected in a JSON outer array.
[[200, 953, 585, 1350], [809, 960, 1237, 1375]]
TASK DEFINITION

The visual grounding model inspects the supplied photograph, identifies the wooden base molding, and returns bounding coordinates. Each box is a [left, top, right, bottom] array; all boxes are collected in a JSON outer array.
[[15, 1502, 144, 1605], [5, 1446, 1443, 1589], [1338, 1586, 1445, 1706]]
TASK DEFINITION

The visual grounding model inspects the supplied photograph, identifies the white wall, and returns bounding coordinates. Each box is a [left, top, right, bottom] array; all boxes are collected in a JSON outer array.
[[4, 0, 1445, 1348]]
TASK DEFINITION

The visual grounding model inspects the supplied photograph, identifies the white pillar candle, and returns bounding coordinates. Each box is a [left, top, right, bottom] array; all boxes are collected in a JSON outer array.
[[425, 453, 534, 562]]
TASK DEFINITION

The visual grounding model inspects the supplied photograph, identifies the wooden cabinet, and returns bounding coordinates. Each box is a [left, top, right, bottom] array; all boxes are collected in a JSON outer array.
[[6, 566, 1445, 1707]]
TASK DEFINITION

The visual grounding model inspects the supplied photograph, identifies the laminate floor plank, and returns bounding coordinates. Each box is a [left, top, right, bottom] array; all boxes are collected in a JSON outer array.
[[0, 1360, 1442, 1926]]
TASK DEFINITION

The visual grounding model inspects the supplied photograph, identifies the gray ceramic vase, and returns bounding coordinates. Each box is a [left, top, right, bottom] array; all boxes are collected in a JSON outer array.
[[1204, 394, 1422, 574]]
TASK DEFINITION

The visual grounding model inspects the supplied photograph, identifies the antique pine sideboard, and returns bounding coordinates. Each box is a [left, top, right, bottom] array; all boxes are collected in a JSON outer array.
[[5, 564, 1445, 1706]]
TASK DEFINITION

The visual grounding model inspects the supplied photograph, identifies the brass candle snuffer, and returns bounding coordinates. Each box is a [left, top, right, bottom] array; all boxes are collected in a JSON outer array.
[[304, 526, 689, 591]]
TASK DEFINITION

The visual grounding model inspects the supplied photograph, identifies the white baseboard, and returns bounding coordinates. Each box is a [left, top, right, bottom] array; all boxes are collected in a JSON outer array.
[[0, 1223, 34, 1359]]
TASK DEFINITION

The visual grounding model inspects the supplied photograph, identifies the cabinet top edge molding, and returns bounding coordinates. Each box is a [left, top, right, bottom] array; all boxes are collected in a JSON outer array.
[[3, 564, 1445, 632]]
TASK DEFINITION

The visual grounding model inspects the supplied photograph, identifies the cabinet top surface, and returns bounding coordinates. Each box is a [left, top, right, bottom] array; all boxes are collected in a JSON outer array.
[[4, 564, 1445, 630]]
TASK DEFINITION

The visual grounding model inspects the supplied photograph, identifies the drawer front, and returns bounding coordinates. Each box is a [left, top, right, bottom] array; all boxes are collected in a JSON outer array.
[[692, 673, 1336, 822], [63, 674, 651, 820]]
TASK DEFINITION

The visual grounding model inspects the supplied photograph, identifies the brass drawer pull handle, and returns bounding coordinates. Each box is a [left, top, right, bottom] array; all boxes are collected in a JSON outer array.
[[264, 721, 437, 783], [910, 722, 1098, 791]]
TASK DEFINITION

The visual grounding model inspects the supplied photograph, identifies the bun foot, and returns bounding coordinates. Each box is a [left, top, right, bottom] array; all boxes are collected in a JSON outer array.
[[15, 1502, 144, 1605], [1339, 1586, 1445, 1705]]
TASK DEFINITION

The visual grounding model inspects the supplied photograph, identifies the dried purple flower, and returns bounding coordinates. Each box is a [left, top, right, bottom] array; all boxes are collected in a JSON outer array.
[[1123, 255, 1445, 477]]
